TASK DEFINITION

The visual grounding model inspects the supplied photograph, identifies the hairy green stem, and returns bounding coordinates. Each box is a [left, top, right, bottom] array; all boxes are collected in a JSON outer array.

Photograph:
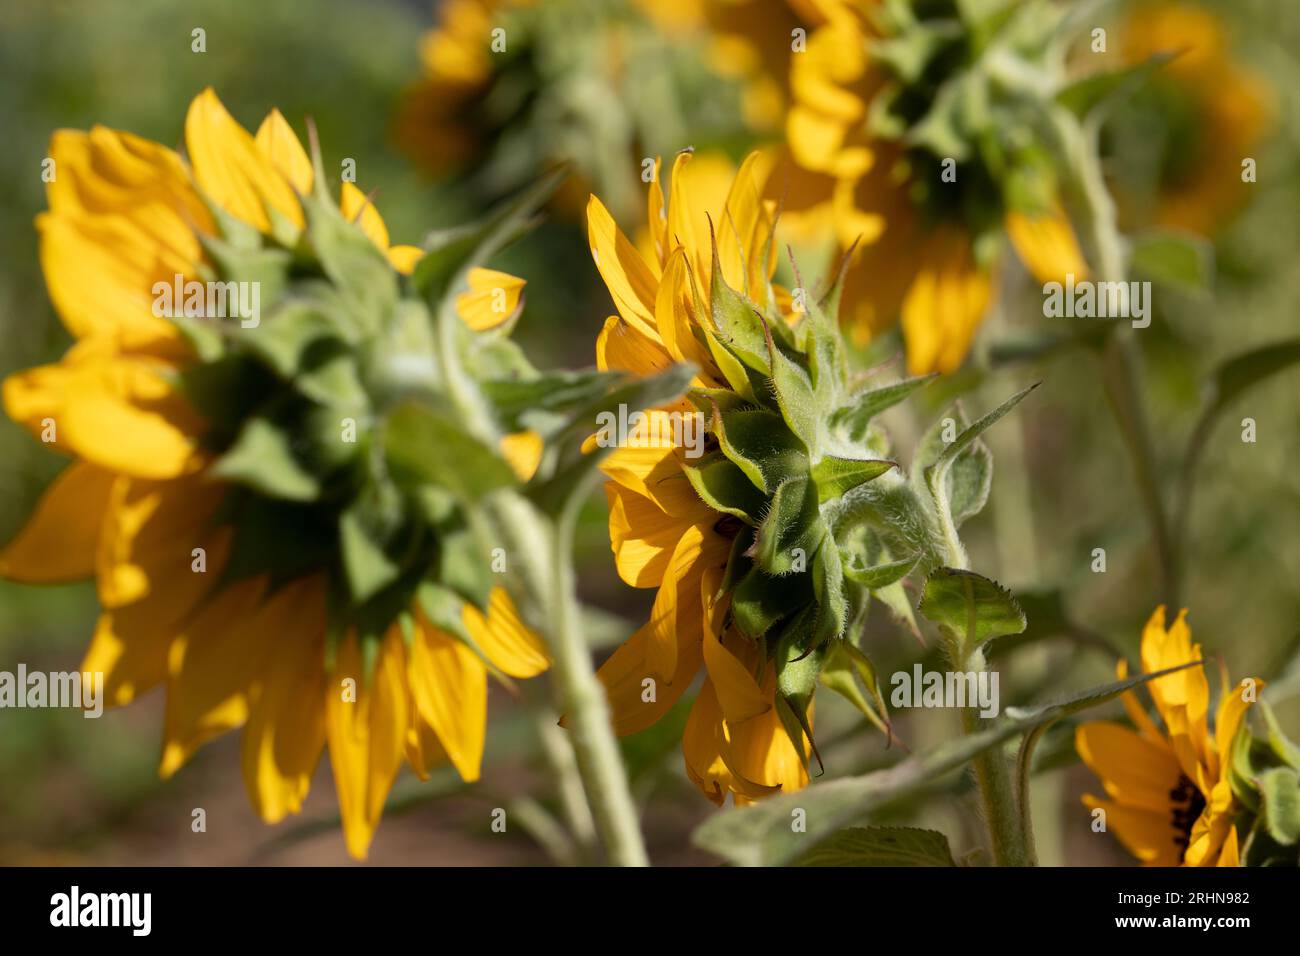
[[484, 488, 649, 867]]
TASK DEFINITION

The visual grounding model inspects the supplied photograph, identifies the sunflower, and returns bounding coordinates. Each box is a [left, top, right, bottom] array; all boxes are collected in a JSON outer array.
[[586, 149, 819, 804], [1107, 2, 1271, 237], [779, 0, 1089, 374], [1076, 607, 1259, 866], [0, 88, 549, 859]]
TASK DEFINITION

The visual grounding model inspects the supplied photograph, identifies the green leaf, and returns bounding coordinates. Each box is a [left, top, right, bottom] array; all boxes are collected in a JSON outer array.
[[1056, 52, 1174, 119], [811, 456, 896, 503], [212, 416, 320, 501], [795, 826, 956, 867], [1129, 230, 1212, 294], [383, 401, 517, 501], [919, 567, 1026, 648], [730, 567, 809, 639]]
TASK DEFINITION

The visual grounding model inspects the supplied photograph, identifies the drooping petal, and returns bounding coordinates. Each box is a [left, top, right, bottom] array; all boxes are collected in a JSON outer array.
[[326, 630, 411, 859], [158, 576, 272, 777], [4, 343, 204, 480], [240, 577, 328, 823], [0, 461, 114, 583], [499, 429, 543, 482], [595, 617, 704, 737], [462, 587, 549, 678], [1005, 205, 1090, 284], [407, 618, 487, 783], [605, 483, 687, 588], [339, 180, 391, 251], [683, 679, 731, 805]]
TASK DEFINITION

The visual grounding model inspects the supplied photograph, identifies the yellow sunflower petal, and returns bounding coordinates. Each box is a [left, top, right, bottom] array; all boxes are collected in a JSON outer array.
[[326, 630, 410, 859], [387, 244, 424, 275], [185, 87, 303, 231], [158, 576, 272, 777], [462, 586, 549, 678], [683, 679, 731, 805], [253, 108, 314, 196], [500, 429, 543, 482], [1075, 721, 1185, 813], [587, 194, 661, 339], [0, 461, 113, 583], [240, 577, 328, 823], [407, 618, 487, 783], [595, 616, 703, 736], [1005, 205, 1090, 284], [455, 267, 526, 331], [4, 345, 204, 480]]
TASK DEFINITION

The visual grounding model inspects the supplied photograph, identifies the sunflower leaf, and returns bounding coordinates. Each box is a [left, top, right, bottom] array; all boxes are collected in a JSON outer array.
[[919, 567, 1026, 649], [795, 826, 956, 867]]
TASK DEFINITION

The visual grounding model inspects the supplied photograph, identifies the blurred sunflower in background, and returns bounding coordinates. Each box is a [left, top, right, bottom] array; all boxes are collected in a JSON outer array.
[[1076, 607, 1258, 867], [0, 88, 549, 859], [1105, 2, 1271, 237], [396, 0, 824, 221], [586, 151, 813, 804], [778, 0, 1090, 373]]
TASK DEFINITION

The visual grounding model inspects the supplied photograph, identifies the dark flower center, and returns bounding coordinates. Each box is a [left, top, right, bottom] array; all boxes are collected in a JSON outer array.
[[1169, 774, 1206, 860]]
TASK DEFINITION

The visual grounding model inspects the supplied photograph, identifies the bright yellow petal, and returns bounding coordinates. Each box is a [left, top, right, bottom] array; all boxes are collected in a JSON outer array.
[[185, 87, 303, 231], [462, 586, 549, 678], [325, 630, 410, 859], [253, 108, 314, 196], [4, 344, 204, 480], [158, 576, 272, 777], [683, 679, 731, 805], [455, 267, 526, 331], [605, 483, 687, 588], [1005, 205, 1090, 284], [0, 461, 113, 583], [240, 577, 328, 823], [587, 194, 661, 339], [500, 429, 543, 481], [407, 618, 487, 783], [339, 180, 391, 251], [1075, 721, 1185, 813], [387, 244, 424, 274]]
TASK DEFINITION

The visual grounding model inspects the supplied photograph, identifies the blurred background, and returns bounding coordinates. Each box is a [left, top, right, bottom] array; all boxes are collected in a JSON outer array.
[[0, 0, 1296, 865]]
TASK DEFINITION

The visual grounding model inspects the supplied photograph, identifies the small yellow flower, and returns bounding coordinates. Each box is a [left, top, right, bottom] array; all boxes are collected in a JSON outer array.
[[0, 88, 546, 859], [1076, 607, 1259, 867], [587, 151, 812, 805]]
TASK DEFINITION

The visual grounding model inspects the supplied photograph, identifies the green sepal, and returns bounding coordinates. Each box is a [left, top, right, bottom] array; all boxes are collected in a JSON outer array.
[[211, 415, 321, 501], [301, 191, 398, 337], [713, 406, 808, 494], [820, 640, 892, 738], [383, 400, 518, 502], [811, 456, 897, 503], [752, 477, 823, 575], [730, 566, 810, 639], [683, 452, 768, 524]]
